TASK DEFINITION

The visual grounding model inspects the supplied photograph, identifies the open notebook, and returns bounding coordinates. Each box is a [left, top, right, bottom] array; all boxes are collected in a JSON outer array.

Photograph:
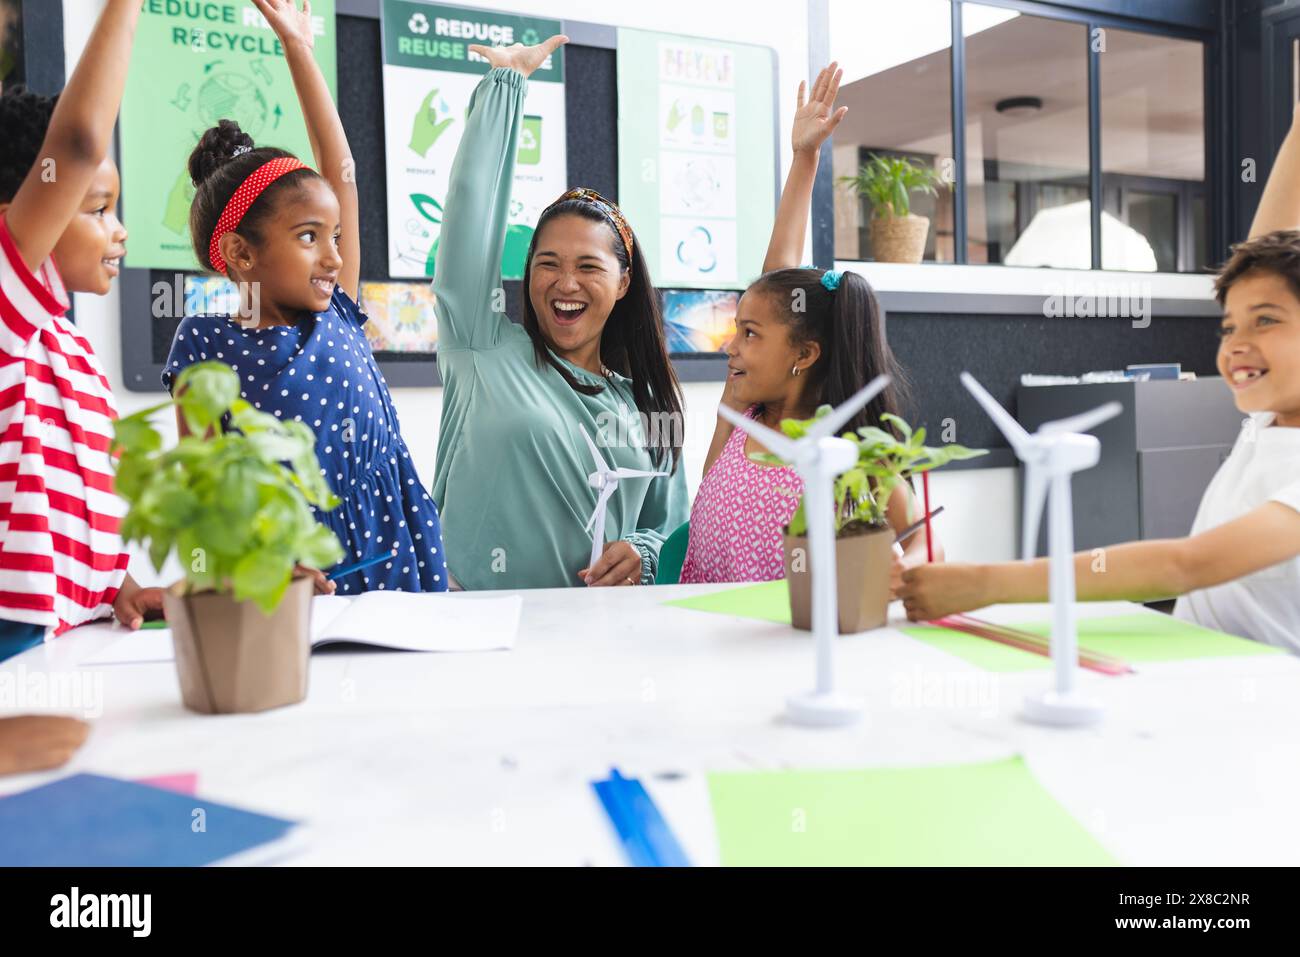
[[80, 592, 523, 666]]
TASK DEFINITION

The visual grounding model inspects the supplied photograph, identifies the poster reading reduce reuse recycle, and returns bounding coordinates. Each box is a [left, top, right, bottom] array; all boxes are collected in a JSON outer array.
[[380, 0, 567, 280], [119, 0, 338, 271], [616, 28, 776, 290]]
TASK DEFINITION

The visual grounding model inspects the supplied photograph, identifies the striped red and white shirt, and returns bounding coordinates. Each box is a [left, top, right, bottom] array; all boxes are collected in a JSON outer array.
[[0, 214, 127, 634]]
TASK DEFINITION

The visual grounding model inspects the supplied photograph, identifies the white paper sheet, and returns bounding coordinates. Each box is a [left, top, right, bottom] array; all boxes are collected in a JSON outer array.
[[80, 592, 522, 666]]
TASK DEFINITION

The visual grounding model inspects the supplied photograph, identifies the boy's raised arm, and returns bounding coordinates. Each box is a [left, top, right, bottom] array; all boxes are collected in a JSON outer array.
[[5, 0, 141, 273]]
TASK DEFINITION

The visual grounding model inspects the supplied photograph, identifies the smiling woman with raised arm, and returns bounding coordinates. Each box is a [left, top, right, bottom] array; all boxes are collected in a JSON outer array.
[[431, 37, 689, 590]]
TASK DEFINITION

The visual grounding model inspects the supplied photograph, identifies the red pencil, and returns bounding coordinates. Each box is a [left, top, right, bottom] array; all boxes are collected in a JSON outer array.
[[922, 471, 934, 563]]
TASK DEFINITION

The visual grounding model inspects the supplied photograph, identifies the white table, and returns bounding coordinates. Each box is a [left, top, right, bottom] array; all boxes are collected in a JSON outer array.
[[2, 584, 1298, 866]]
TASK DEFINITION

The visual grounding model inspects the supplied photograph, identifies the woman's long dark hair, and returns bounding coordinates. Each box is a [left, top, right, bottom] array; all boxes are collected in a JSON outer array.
[[750, 267, 910, 436], [520, 199, 684, 472]]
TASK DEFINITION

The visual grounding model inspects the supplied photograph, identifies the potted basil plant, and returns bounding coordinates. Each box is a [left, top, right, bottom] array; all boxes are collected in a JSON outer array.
[[111, 362, 344, 714]]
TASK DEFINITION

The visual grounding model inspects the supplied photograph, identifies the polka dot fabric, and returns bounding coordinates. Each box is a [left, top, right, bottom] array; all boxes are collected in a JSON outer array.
[[163, 286, 449, 594], [208, 158, 308, 274], [679, 405, 804, 584]]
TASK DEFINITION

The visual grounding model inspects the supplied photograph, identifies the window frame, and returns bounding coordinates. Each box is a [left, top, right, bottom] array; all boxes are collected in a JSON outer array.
[[816, 0, 1220, 278]]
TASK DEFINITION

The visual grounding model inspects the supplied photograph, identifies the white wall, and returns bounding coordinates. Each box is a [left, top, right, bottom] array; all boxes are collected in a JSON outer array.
[[63, 0, 1017, 585]]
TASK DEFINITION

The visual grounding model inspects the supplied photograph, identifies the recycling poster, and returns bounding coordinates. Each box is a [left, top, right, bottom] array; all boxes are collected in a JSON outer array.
[[380, 0, 566, 280], [616, 28, 775, 289], [119, 0, 337, 271]]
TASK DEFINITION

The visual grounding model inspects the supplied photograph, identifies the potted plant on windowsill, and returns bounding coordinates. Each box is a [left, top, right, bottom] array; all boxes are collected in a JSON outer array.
[[840, 153, 948, 264], [111, 362, 344, 714], [753, 410, 985, 633]]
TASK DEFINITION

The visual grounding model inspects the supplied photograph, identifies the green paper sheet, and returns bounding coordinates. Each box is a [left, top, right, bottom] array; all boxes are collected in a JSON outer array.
[[898, 623, 1052, 672], [902, 613, 1283, 672], [664, 580, 792, 624], [665, 583, 1280, 669], [707, 756, 1117, 866]]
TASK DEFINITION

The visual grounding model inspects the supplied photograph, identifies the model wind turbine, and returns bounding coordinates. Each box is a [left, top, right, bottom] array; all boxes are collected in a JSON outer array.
[[961, 372, 1122, 727], [580, 426, 669, 569], [718, 374, 891, 727]]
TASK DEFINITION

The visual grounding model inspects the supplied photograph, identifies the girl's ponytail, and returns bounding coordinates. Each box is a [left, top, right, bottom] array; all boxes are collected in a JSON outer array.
[[823, 269, 908, 435]]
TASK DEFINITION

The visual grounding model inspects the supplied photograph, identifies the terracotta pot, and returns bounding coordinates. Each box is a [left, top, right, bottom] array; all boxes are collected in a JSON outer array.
[[871, 214, 930, 264], [784, 523, 895, 634], [162, 576, 314, 714]]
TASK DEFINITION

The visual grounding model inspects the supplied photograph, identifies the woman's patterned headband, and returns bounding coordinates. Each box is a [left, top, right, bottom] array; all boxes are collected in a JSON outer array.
[[551, 187, 634, 261]]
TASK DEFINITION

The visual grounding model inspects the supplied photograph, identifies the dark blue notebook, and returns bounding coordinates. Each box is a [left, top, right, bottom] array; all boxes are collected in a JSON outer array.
[[0, 773, 297, 866]]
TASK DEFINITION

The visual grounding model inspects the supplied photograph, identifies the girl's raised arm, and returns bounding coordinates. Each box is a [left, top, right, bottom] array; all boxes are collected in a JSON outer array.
[[762, 63, 846, 273], [4, 0, 141, 273], [253, 0, 360, 300]]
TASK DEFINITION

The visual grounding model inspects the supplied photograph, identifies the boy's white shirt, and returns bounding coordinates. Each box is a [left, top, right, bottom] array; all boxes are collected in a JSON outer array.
[[1173, 412, 1300, 651]]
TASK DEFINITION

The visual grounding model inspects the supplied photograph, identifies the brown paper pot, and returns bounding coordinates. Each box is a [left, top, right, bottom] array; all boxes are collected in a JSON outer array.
[[871, 214, 930, 264], [162, 576, 313, 715], [784, 524, 895, 634]]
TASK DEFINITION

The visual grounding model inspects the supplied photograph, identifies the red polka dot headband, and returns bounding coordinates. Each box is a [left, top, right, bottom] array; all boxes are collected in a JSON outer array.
[[208, 157, 310, 275]]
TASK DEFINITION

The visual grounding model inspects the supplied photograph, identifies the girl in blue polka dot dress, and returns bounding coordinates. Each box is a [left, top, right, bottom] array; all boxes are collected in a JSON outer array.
[[161, 0, 446, 595]]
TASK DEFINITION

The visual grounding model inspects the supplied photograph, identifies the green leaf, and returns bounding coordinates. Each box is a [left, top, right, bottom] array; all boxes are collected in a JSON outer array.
[[232, 548, 294, 613], [296, 521, 345, 570], [111, 356, 345, 613], [112, 413, 163, 457], [175, 361, 240, 433]]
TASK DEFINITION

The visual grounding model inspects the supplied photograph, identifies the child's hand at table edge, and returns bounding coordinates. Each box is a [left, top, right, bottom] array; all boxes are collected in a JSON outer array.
[[0, 716, 90, 777], [899, 562, 990, 621], [295, 565, 337, 595], [112, 577, 165, 630]]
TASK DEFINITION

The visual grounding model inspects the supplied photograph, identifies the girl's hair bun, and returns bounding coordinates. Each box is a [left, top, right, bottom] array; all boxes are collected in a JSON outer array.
[[188, 119, 256, 188]]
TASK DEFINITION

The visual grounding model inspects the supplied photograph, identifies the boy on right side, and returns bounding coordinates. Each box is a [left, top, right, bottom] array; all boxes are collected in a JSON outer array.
[[899, 106, 1300, 652]]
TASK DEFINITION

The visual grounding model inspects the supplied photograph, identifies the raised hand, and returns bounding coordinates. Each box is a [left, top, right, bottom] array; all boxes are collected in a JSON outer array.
[[251, 0, 315, 49], [468, 34, 569, 79], [792, 62, 847, 155]]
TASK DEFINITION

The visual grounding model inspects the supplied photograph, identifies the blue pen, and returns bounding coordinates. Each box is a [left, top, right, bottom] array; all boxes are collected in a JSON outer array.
[[326, 551, 396, 581], [592, 767, 691, 867], [618, 772, 691, 867]]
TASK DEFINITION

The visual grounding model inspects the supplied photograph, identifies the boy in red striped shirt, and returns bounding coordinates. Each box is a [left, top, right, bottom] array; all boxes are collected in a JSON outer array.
[[0, 0, 160, 666]]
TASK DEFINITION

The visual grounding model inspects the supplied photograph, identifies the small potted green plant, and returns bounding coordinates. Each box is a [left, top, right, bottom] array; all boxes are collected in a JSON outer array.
[[111, 362, 344, 714], [754, 410, 985, 633], [839, 153, 948, 264]]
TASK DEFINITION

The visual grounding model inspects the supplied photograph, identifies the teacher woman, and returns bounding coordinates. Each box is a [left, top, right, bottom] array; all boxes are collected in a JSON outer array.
[[431, 36, 689, 589]]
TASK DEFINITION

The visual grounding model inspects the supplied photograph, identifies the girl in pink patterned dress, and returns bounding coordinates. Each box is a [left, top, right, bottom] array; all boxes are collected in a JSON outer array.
[[680, 64, 942, 587]]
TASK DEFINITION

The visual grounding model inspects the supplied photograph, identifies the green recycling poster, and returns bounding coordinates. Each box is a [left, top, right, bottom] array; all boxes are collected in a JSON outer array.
[[380, 0, 566, 279], [616, 28, 776, 290], [120, 0, 337, 271]]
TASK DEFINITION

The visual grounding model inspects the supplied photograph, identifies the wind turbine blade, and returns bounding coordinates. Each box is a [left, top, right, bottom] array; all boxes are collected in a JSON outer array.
[[584, 481, 617, 534], [1041, 401, 1123, 437], [1021, 465, 1049, 561], [718, 404, 799, 461], [962, 372, 1032, 453], [579, 425, 609, 472], [808, 374, 891, 439]]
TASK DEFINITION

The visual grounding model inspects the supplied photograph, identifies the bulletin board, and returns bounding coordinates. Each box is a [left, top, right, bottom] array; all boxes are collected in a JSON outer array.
[[118, 0, 781, 392]]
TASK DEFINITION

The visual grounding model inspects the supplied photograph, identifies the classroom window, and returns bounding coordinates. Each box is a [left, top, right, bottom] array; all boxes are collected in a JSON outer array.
[[824, 1, 1210, 274], [1099, 28, 1207, 272], [828, 0, 957, 263], [964, 7, 1090, 267]]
